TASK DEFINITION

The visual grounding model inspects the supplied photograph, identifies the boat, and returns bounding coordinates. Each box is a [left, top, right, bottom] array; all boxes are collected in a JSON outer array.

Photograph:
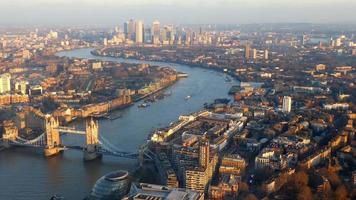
[[177, 73, 189, 78], [164, 91, 172, 96], [90, 112, 110, 119], [50, 195, 65, 200], [109, 114, 122, 120], [185, 95, 191, 100], [225, 76, 232, 82], [138, 103, 150, 108]]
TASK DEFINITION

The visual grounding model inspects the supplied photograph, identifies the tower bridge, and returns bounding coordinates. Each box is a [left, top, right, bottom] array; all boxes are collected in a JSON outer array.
[[0, 115, 153, 162]]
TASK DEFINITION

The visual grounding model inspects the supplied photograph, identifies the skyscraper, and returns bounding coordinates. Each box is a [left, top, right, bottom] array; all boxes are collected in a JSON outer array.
[[144, 28, 152, 44], [152, 20, 161, 45], [124, 21, 129, 38], [264, 49, 269, 60], [282, 96, 292, 113], [152, 20, 160, 38], [128, 19, 136, 41], [0, 73, 11, 94], [252, 48, 257, 60], [245, 44, 251, 60], [135, 20, 144, 44]]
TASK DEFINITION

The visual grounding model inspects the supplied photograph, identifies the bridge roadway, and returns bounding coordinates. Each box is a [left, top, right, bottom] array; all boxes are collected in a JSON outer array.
[[64, 145, 139, 159]]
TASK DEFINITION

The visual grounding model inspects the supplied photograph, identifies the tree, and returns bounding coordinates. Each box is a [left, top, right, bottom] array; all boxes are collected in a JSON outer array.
[[244, 193, 258, 200], [293, 171, 309, 187], [239, 182, 249, 193], [334, 185, 348, 200], [297, 186, 313, 200]]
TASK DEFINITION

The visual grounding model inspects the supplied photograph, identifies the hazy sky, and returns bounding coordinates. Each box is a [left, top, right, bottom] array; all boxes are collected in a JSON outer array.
[[0, 0, 355, 26]]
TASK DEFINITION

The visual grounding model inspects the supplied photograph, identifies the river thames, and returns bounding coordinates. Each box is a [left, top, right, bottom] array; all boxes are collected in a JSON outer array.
[[0, 48, 237, 200]]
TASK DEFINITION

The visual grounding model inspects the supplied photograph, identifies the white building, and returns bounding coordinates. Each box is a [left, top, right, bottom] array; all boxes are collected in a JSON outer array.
[[135, 20, 144, 44], [282, 96, 292, 113], [0, 73, 11, 94]]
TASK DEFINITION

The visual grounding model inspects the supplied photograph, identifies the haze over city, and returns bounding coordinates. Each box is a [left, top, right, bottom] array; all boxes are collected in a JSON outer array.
[[0, 0, 356, 26]]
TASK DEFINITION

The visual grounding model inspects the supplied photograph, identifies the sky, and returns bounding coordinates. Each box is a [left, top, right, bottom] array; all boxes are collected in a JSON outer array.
[[0, 0, 355, 26]]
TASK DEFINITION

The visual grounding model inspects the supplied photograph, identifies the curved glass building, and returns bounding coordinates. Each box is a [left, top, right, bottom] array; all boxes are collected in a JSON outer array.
[[90, 170, 131, 200]]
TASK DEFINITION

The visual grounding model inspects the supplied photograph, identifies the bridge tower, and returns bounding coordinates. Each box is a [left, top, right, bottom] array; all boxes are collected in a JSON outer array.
[[44, 115, 62, 157], [83, 118, 101, 161], [2, 120, 19, 148]]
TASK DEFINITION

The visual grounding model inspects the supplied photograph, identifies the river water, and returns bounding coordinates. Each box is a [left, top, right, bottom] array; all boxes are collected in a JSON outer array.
[[0, 48, 237, 200]]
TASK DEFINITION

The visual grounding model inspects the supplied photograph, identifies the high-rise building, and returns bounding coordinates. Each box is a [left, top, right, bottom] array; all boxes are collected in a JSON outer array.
[[252, 48, 257, 60], [199, 137, 209, 169], [264, 49, 269, 60], [184, 167, 210, 192], [128, 19, 136, 41], [124, 21, 129, 38], [152, 20, 161, 45], [282, 96, 292, 113], [135, 20, 144, 44], [245, 44, 251, 60], [144, 28, 152, 44], [0, 73, 11, 94], [152, 20, 160, 38]]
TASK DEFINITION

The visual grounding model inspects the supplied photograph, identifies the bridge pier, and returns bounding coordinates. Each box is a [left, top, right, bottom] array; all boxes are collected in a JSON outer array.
[[44, 147, 62, 157], [83, 149, 102, 161]]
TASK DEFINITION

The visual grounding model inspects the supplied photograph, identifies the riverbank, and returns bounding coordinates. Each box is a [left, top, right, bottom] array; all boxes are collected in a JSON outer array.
[[91, 48, 242, 82]]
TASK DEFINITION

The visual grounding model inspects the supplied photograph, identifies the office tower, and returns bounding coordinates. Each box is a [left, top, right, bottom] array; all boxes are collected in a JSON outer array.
[[245, 44, 251, 60], [135, 20, 144, 44], [161, 27, 168, 42], [124, 21, 129, 38], [144, 28, 152, 43], [0, 73, 11, 94], [128, 19, 136, 41], [264, 49, 269, 60], [252, 48, 257, 60], [199, 137, 209, 169], [152, 20, 161, 45], [282, 96, 292, 113], [152, 20, 160, 38]]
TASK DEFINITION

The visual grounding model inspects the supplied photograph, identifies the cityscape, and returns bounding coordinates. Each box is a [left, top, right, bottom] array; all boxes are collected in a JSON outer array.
[[0, 1, 356, 200]]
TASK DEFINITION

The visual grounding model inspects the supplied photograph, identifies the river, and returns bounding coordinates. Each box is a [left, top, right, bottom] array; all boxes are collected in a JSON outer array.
[[0, 48, 238, 200]]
